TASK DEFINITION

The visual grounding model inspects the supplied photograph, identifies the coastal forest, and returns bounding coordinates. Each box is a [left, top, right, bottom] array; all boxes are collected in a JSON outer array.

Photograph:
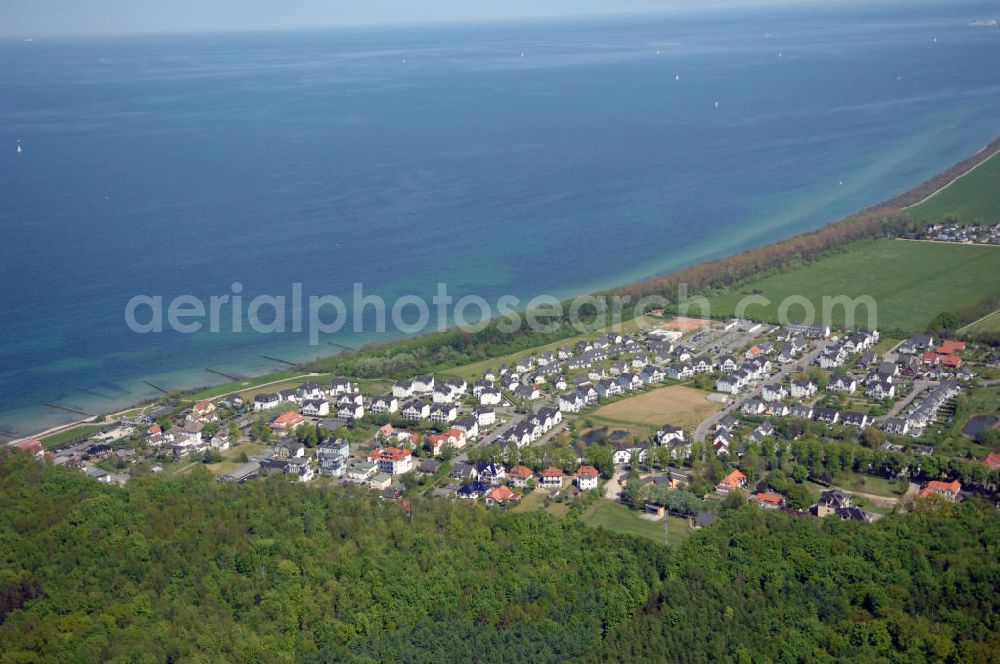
[[1, 451, 998, 662]]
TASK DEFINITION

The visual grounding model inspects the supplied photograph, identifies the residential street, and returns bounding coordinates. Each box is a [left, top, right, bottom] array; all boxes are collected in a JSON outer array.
[[694, 339, 830, 442]]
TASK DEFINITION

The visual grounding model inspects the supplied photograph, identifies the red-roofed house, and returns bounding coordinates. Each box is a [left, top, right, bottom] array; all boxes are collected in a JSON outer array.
[[271, 411, 305, 433], [425, 429, 466, 456], [750, 492, 785, 509], [508, 465, 534, 489], [367, 447, 414, 475], [918, 479, 961, 502], [940, 355, 962, 369], [442, 428, 467, 449], [937, 340, 965, 355], [919, 351, 939, 366], [716, 469, 747, 493], [540, 466, 564, 489], [575, 465, 600, 491], [485, 485, 521, 506], [193, 400, 215, 417], [14, 438, 43, 458], [982, 452, 1000, 470]]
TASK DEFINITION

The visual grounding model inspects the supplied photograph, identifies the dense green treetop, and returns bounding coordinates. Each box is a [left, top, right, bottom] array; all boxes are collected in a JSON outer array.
[[1, 451, 998, 663]]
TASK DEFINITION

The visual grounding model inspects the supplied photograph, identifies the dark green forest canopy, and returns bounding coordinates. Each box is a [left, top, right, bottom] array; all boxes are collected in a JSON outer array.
[[1, 451, 998, 663]]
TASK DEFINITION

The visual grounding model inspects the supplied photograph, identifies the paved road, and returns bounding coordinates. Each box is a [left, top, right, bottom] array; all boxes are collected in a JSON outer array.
[[694, 340, 830, 442], [879, 380, 933, 422]]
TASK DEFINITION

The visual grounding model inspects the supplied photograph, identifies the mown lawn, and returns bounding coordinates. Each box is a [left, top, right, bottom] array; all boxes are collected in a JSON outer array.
[[579, 499, 692, 545], [707, 240, 1000, 334], [906, 151, 1000, 223], [511, 489, 569, 516], [590, 385, 722, 433], [40, 424, 107, 449], [840, 472, 907, 498]]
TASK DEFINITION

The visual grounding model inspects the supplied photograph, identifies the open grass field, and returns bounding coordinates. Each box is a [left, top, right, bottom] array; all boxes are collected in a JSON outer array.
[[590, 385, 722, 432], [906, 151, 1000, 223], [40, 424, 107, 449], [512, 490, 570, 516], [959, 309, 1000, 337], [203, 442, 271, 476], [840, 472, 908, 498], [579, 499, 692, 545], [707, 240, 1000, 334]]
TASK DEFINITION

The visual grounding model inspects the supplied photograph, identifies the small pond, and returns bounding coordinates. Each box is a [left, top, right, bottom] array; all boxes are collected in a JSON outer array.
[[581, 427, 630, 445], [962, 414, 999, 437]]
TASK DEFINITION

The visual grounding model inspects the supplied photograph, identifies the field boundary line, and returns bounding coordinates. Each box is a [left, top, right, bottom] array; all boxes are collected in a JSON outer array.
[[957, 309, 1000, 336], [901, 149, 999, 210]]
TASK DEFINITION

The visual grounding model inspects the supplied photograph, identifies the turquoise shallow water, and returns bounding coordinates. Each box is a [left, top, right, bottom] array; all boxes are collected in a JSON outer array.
[[1, 1, 1000, 436]]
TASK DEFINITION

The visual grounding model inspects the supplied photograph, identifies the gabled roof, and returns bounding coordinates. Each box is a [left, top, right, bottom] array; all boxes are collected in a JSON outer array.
[[751, 492, 784, 506], [273, 411, 304, 425], [919, 479, 961, 497], [369, 446, 412, 462], [718, 469, 746, 487], [486, 485, 520, 503], [509, 465, 534, 479]]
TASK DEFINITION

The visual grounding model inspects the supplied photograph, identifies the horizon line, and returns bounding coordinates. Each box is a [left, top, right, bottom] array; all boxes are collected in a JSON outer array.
[[0, 0, 911, 42]]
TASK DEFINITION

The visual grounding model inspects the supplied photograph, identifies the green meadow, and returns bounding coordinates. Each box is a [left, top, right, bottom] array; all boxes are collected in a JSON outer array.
[[707, 239, 1000, 334], [906, 151, 1000, 223], [579, 498, 693, 544]]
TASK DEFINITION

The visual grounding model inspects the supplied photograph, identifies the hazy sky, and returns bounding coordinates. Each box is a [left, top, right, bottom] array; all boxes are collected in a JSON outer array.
[[3, 0, 864, 38]]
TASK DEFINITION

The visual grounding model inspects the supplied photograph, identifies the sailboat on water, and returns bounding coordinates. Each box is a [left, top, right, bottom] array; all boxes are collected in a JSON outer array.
[[16, 140, 22, 154]]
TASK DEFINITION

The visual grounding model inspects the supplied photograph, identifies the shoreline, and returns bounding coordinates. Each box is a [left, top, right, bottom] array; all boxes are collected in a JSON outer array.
[[7, 135, 1000, 447]]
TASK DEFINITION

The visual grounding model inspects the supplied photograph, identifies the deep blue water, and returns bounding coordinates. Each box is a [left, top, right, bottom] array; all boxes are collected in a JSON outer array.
[[2, 2, 1000, 436]]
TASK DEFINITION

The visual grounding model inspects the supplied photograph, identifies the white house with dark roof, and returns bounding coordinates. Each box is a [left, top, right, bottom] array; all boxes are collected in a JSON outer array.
[[841, 411, 870, 428], [254, 392, 281, 411], [883, 417, 909, 436], [596, 379, 623, 399], [513, 383, 541, 401], [432, 385, 457, 404], [865, 379, 895, 400], [330, 378, 353, 395], [300, 399, 330, 417], [559, 391, 585, 413], [370, 395, 399, 415], [479, 388, 502, 406], [716, 374, 744, 394], [412, 375, 435, 394], [297, 382, 326, 401], [472, 405, 496, 428], [761, 384, 788, 402], [655, 424, 685, 446], [401, 400, 430, 421], [814, 408, 840, 425], [337, 402, 364, 420], [790, 379, 817, 399], [429, 403, 458, 423], [668, 364, 694, 381], [828, 375, 857, 394]]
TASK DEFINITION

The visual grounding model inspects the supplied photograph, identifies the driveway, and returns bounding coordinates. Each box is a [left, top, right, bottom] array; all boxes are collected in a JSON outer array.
[[603, 467, 626, 500]]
